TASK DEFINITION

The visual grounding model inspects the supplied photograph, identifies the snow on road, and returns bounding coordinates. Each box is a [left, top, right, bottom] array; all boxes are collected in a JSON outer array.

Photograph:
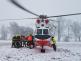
[[0, 41, 81, 61]]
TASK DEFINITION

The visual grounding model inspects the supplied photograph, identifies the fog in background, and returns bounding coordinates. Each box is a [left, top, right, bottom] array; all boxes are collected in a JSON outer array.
[[0, 0, 81, 41]]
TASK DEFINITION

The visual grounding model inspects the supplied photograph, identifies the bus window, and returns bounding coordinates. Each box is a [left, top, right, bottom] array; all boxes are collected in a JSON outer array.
[[43, 29, 48, 34], [37, 29, 42, 35]]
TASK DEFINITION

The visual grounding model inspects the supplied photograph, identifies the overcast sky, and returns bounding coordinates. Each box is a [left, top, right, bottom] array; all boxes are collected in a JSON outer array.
[[0, 0, 81, 28]]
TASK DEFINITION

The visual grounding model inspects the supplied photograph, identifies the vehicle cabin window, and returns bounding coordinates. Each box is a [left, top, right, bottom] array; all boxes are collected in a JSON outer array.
[[37, 29, 42, 35], [43, 29, 48, 34]]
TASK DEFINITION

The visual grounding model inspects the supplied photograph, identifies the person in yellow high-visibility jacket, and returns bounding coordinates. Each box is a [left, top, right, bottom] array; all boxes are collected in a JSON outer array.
[[51, 36, 57, 51], [51, 36, 56, 45]]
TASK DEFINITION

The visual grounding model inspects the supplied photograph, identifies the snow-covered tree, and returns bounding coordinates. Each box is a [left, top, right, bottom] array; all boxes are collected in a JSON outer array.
[[9, 22, 20, 36], [0, 25, 7, 40], [56, 17, 67, 41], [9, 22, 33, 36], [19, 26, 33, 36], [71, 21, 81, 41]]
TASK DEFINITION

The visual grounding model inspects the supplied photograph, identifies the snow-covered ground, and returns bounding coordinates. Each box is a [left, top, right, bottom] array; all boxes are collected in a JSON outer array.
[[0, 41, 81, 61]]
